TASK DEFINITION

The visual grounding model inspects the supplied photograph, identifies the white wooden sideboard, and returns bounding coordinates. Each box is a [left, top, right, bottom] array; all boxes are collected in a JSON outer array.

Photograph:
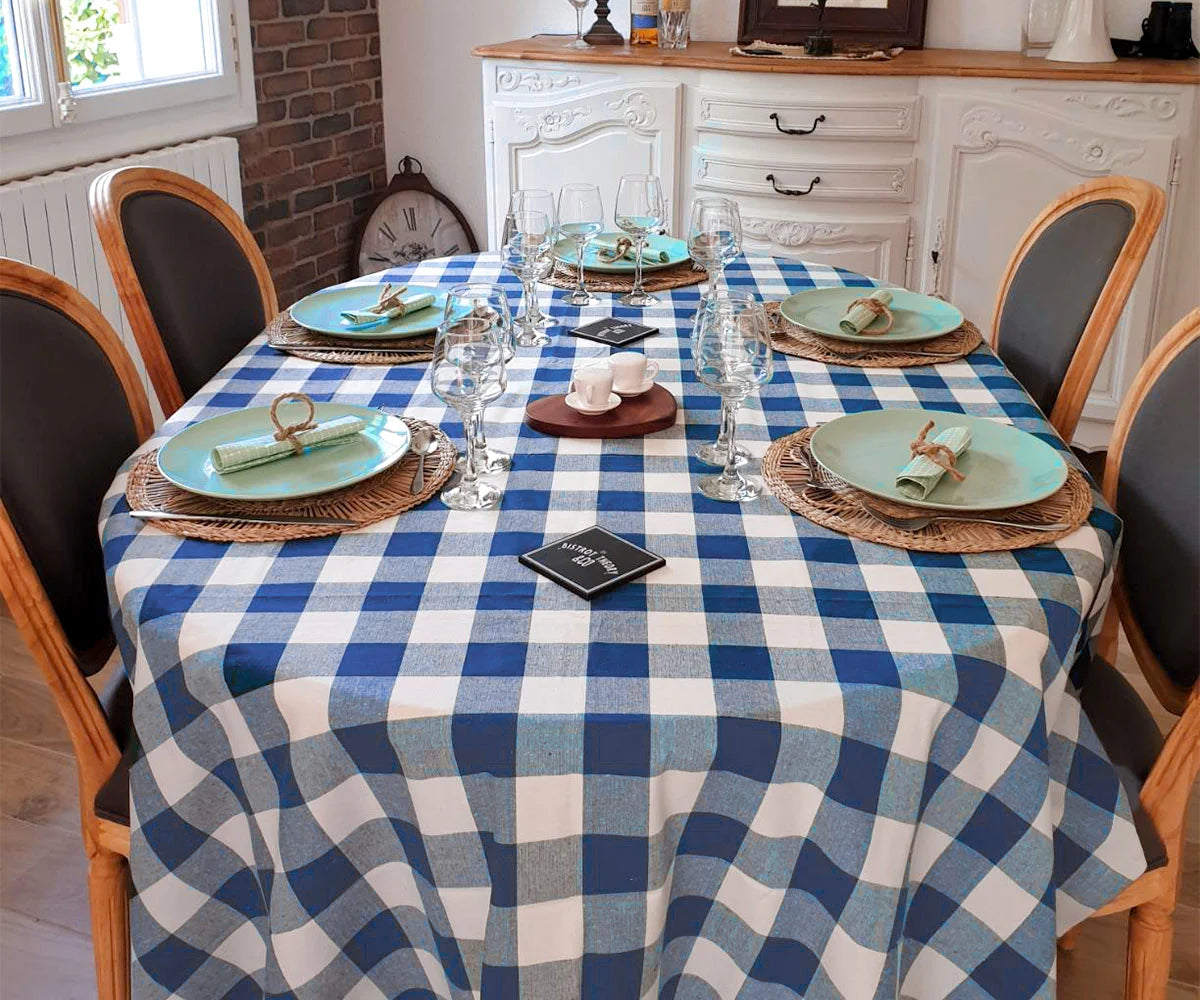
[[476, 40, 1199, 448]]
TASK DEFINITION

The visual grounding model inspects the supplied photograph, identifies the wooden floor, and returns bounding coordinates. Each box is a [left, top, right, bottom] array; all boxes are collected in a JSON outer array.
[[0, 613, 1196, 998]]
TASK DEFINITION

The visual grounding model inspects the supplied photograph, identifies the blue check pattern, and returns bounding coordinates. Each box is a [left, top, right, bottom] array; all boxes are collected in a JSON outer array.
[[102, 254, 1144, 1000]]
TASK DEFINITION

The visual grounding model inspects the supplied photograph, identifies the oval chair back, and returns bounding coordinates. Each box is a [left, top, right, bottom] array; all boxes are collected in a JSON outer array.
[[991, 177, 1165, 441], [90, 166, 278, 416]]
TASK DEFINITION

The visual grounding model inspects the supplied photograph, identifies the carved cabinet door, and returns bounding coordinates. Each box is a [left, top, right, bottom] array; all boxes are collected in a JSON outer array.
[[738, 214, 911, 286], [488, 80, 682, 247], [920, 89, 1177, 442]]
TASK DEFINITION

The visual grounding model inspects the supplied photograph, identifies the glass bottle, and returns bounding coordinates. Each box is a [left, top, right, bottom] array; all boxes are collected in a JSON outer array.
[[1024, 0, 1067, 55], [631, 0, 659, 45]]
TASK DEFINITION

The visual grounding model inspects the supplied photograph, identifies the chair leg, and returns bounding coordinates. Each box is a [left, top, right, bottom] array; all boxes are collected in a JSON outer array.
[[1059, 925, 1081, 951], [1125, 900, 1173, 1000], [88, 849, 130, 1000]]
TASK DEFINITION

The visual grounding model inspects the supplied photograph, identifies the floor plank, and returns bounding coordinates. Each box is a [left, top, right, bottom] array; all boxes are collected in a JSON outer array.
[[0, 815, 92, 938], [0, 908, 97, 1000], [0, 737, 81, 834]]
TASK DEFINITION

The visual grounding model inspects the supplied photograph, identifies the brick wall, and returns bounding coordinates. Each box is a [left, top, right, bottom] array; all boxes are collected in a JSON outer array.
[[237, 0, 386, 308]]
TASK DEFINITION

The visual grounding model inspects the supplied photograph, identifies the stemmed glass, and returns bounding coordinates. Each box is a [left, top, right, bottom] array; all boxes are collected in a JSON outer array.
[[502, 203, 555, 347], [692, 290, 774, 502], [557, 183, 604, 307], [565, 0, 592, 48], [431, 310, 509, 511], [688, 196, 743, 298], [615, 174, 667, 308], [442, 284, 513, 475]]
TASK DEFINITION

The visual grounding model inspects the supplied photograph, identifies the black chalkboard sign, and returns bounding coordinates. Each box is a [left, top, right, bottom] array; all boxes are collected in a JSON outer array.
[[570, 317, 658, 347], [520, 526, 665, 599]]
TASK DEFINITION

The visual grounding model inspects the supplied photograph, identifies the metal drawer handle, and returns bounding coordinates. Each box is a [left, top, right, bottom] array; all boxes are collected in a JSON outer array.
[[766, 173, 821, 197], [769, 112, 825, 136]]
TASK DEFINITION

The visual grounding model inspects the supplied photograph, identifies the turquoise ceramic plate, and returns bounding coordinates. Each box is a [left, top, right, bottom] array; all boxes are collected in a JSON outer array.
[[289, 284, 448, 340], [809, 409, 1068, 511], [780, 287, 965, 344], [552, 233, 689, 274], [157, 403, 411, 502]]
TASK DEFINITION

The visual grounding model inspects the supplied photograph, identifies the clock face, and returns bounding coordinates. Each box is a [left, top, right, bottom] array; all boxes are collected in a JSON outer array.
[[357, 189, 472, 275]]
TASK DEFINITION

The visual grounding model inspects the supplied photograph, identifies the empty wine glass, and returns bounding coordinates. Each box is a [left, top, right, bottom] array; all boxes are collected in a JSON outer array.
[[565, 0, 592, 48], [442, 284, 512, 475], [557, 183, 604, 307], [692, 291, 774, 502], [431, 314, 509, 511], [615, 174, 667, 308], [508, 189, 559, 337], [502, 205, 554, 347], [688, 196, 743, 297]]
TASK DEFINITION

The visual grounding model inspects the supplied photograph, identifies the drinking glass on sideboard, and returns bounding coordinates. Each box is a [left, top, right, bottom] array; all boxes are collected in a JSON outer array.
[[565, 0, 592, 48]]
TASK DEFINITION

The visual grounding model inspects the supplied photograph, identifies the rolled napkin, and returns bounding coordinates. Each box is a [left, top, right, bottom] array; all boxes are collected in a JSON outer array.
[[340, 283, 435, 326], [595, 235, 671, 264], [210, 393, 366, 474], [895, 420, 971, 500], [839, 289, 895, 337]]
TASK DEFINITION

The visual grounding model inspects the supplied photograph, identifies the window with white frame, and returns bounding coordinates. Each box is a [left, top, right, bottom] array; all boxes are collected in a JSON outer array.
[[0, 0, 254, 180]]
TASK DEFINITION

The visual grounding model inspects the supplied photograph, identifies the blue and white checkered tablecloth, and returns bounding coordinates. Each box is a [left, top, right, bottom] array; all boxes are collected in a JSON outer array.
[[102, 254, 1144, 1000]]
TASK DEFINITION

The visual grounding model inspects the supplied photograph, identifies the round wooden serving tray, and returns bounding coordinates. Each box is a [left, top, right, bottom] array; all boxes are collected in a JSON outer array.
[[524, 384, 678, 439]]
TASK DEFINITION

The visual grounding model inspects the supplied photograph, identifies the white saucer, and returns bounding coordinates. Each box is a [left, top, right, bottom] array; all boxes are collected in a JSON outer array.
[[565, 391, 621, 415], [614, 378, 656, 398]]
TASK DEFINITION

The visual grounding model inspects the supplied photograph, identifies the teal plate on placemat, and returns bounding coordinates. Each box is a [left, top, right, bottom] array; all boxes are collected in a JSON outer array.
[[780, 287, 965, 344], [553, 234, 689, 274], [157, 403, 411, 501], [289, 285, 449, 340], [809, 409, 1068, 511]]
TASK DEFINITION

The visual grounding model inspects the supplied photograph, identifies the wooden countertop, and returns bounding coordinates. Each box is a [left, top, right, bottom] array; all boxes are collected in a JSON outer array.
[[473, 37, 1200, 86]]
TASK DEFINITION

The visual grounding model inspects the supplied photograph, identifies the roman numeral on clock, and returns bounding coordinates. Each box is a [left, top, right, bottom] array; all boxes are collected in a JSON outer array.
[[379, 221, 397, 243], [403, 207, 418, 231], [445, 243, 460, 256], [431, 217, 443, 238]]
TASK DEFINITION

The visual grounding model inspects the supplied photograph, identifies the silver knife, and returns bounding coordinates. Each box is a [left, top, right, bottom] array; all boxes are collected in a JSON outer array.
[[130, 510, 357, 527]]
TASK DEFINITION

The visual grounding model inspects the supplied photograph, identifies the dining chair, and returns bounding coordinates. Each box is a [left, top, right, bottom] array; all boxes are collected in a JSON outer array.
[[90, 166, 279, 416], [0, 257, 153, 1000], [1059, 306, 1199, 1000], [990, 176, 1165, 442]]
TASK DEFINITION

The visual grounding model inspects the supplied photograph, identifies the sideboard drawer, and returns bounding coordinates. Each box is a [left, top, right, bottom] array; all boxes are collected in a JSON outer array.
[[693, 149, 915, 203], [696, 92, 919, 141]]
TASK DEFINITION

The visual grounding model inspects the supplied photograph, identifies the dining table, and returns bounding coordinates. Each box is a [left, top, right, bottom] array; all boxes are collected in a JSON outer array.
[[101, 252, 1146, 1000]]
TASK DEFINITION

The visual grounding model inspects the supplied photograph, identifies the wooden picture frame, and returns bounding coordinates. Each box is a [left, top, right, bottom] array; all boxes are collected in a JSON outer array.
[[738, 0, 930, 49]]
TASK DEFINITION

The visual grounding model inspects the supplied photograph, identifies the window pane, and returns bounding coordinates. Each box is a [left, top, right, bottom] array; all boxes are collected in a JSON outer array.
[[64, 0, 220, 92], [1, 0, 26, 103]]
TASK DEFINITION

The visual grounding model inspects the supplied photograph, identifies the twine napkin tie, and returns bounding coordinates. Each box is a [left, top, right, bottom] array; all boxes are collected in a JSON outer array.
[[271, 393, 317, 455], [210, 393, 367, 475], [895, 420, 971, 500], [840, 289, 894, 336]]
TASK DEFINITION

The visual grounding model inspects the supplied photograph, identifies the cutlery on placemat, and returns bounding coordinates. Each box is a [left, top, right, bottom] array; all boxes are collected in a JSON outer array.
[[409, 426, 438, 494], [278, 343, 433, 357], [130, 510, 357, 527]]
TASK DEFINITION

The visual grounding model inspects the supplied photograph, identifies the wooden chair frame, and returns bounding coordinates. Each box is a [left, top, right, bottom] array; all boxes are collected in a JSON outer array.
[[89, 166, 279, 416], [1060, 307, 1200, 1000], [0, 258, 152, 1000], [990, 176, 1166, 442]]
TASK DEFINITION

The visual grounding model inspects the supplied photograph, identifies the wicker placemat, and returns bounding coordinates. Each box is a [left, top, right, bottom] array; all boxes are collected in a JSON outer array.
[[546, 259, 706, 293], [125, 419, 456, 542], [762, 428, 1093, 553], [766, 302, 983, 368], [266, 312, 435, 366]]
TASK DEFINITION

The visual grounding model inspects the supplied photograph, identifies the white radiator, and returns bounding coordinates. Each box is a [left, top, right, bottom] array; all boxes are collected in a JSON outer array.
[[0, 136, 243, 419]]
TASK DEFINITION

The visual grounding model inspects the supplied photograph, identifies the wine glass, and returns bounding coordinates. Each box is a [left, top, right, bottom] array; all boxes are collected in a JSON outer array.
[[508, 189, 559, 337], [557, 183, 604, 307], [431, 314, 509, 511], [688, 196, 743, 298], [442, 284, 513, 476], [615, 174, 667, 308], [692, 291, 774, 502], [565, 0, 592, 48], [502, 204, 555, 348]]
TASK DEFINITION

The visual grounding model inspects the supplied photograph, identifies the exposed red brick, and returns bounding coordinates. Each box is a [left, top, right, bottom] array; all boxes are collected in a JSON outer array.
[[307, 16, 347, 40], [255, 21, 304, 46], [287, 43, 329, 68], [248, 0, 278, 19], [288, 92, 332, 118], [267, 121, 311, 147], [312, 156, 351, 183], [330, 37, 367, 60], [291, 138, 334, 166], [261, 71, 309, 98], [311, 64, 352, 87]]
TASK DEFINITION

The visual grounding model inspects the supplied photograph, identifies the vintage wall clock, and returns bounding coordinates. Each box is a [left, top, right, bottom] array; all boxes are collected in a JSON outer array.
[[354, 156, 479, 275]]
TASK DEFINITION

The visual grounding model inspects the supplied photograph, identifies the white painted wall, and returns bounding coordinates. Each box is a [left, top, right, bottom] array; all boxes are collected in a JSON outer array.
[[379, 0, 1189, 241]]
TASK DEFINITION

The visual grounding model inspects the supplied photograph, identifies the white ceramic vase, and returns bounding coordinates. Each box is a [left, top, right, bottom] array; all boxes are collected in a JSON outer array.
[[1047, 0, 1117, 62]]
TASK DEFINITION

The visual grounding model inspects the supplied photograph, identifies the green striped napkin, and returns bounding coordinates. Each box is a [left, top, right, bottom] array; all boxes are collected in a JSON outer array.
[[596, 236, 670, 264], [210, 415, 366, 475], [896, 425, 971, 500], [341, 290, 436, 327], [840, 289, 894, 336]]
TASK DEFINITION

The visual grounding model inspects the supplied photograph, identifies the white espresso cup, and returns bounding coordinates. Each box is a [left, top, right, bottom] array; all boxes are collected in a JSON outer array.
[[569, 362, 615, 409], [610, 351, 659, 392]]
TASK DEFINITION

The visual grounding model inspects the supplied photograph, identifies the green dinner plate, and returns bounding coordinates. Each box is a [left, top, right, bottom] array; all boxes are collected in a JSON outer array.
[[552, 233, 689, 274], [289, 284, 449, 340], [780, 287, 965, 344], [157, 403, 411, 501], [809, 409, 1069, 511]]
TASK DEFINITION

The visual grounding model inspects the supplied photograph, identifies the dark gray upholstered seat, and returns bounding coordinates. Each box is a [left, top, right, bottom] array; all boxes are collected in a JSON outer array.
[[120, 191, 267, 401], [996, 200, 1134, 418]]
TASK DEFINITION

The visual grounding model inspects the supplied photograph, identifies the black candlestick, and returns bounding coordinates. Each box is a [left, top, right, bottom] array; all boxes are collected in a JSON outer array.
[[805, 0, 834, 55], [585, 0, 625, 45]]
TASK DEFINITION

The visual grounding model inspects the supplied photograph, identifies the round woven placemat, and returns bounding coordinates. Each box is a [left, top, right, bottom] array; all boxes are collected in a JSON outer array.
[[266, 313, 435, 366], [126, 419, 456, 542], [762, 428, 1093, 553], [545, 259, 706, 293], [766, 302, 983, 368]]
